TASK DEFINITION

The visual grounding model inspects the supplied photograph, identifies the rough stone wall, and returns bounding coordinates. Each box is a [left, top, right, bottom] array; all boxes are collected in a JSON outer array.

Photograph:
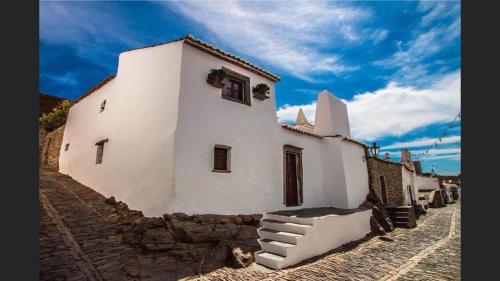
[[367, 158, 405, 207], [39, 125, 65, 170], [40, 168, 263, 280], [120, 212, 262, 275]]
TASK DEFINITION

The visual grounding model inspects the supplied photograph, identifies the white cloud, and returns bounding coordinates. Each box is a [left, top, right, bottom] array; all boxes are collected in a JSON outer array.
[[277, 102, 317, 124], [418, 1, 460, 27], [276, 70, 461, 140], [382, 135, 460, 150], [347, 70, 460, 140], [167, 0, 380, 81], [422, 154, 461, 161], [374, 2, 460, 86], [40, 2, 141, 68], [383, 147, 460, 157], [380, 148, 461, 164], [375, 19, 459, 69]]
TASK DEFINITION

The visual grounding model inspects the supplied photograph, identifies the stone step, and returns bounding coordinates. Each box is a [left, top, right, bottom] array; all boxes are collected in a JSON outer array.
[[261, 219, 311, 235], [389, 216, 410, 222], [254, 250, 285, 270], [265, 213, 314, 226], [393, 222, 416, 228], [259, 239, 296, 257], [258, 228, 303, 245]]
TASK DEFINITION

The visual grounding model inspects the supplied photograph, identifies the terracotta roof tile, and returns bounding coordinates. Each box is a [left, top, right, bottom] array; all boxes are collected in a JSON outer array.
[[281, 124, 322, 138], [124, 34, 280, 82], [73, 35, 280, 106], [73, 75, 116, 106]]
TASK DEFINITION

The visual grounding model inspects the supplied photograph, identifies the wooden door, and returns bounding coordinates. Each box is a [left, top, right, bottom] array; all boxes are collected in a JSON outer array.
[[285, 152, 299, 206]]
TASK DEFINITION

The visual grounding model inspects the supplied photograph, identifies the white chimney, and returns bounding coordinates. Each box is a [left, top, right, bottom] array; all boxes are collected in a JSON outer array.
[[313, 90, 351, 137]]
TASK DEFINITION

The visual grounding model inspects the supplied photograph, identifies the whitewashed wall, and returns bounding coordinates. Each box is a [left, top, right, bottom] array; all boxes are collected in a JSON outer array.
[[401, 167, 417, 205], [320, 138, 349, 208], [415, 175, 440, 191], [340, 141, 370, 208], [59, 41, 184, 216], [314, 91, 351, 138], [60, 41, 369, 217]]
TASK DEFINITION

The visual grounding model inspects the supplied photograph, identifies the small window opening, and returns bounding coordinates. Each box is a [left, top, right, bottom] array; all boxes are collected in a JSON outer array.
[[213, 145, 231, 173], [95, 138, 108, 164], [100, 100, 106, 113]]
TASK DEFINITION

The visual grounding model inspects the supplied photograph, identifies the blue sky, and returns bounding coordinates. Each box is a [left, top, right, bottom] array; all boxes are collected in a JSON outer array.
[[39, 0, 461, 175]]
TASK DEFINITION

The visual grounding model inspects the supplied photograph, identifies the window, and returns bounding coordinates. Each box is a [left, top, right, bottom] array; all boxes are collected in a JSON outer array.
[[100, 100, 106, 113], [213, 145, 231, 172], [221, 67, 251, 106], [225, 79, 243, 101], [64, 143, 70, 151], [95, 138, 108, 164]]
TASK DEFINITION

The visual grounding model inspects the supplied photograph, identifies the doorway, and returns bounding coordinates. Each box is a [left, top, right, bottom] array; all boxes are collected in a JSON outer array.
[[283, 145, 303, 207], [380, 176, 388, 205]]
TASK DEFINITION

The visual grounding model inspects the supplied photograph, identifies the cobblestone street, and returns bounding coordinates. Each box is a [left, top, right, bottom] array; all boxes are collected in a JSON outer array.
[[192, 203, 461, 281], [39, 168, 460, 280]]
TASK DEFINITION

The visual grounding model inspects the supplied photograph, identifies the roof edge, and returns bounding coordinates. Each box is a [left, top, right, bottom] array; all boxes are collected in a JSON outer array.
[[122, 34, 280, 82], [72, 75, 116, 106]]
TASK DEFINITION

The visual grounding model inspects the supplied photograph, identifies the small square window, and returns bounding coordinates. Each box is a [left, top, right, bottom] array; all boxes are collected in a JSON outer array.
[[100, 100, 106, 113], [64, 143, 70, 151], [213, 145, 231, 173]]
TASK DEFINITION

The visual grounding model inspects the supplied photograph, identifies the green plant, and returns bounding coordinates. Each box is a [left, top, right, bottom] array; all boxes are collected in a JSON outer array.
[[40, 100, 71, 132]]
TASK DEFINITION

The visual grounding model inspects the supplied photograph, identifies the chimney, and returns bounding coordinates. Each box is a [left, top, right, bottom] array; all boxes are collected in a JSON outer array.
[[296, 108, 309, 125], [313, 90, 351, 137], [400, 149, 412, 163], [413, 161, 423, 175]]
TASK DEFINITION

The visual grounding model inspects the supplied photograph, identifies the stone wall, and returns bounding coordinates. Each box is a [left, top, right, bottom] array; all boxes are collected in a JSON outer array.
[[39, 125, 65, 170], [367, 158, 405, 207], [119, 212, 262, 274]]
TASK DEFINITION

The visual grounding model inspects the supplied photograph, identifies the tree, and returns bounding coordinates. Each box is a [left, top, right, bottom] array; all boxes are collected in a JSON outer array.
[[39, 100, 71, 132]]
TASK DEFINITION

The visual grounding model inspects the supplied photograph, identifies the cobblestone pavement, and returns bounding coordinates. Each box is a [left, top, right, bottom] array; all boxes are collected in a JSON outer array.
[[39, 168, 144, 281], [192, 204, 460, 281], [39, 167, 460, 281]]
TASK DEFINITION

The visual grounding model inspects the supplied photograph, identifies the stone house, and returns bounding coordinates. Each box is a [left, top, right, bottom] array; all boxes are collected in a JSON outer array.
[[367, 150, 419, 207], [58, 35, 370, 218]]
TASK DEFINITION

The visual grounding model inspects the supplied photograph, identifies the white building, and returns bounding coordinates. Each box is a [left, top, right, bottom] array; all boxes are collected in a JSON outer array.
[[59, 35, 370, 217]]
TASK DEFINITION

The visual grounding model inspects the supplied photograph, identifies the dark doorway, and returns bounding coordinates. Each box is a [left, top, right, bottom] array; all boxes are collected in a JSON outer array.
[[380, 176, 388, 205], [408, 185, 415, 206], [284, 145, 303, 207]]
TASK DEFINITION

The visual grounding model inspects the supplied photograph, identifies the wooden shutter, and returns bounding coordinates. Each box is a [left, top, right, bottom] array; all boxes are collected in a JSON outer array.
[[214, 147, 228, 171], [96, 144, 104, 164]]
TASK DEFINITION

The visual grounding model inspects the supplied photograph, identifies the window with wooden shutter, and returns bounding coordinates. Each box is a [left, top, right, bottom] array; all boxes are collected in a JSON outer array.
[[221, 67, 251, 106], [213, 145, 231, 173]]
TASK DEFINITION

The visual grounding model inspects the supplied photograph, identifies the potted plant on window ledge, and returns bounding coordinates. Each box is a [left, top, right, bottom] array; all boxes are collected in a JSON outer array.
[[252, 83, 270, 100], [207, 68, 227, 88]]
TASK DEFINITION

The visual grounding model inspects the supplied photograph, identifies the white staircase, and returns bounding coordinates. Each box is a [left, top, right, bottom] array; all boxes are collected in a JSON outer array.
[[255, 210, 372, 270]]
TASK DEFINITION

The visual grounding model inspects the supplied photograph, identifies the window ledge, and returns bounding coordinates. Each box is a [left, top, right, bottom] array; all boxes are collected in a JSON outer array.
[[212, 169, 231, 173]]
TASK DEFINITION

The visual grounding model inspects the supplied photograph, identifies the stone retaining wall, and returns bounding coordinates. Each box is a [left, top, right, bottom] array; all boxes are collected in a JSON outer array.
[[367, 158, 405, 207], [118, 210, 262, 274], [39, 125, 65, 170]]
